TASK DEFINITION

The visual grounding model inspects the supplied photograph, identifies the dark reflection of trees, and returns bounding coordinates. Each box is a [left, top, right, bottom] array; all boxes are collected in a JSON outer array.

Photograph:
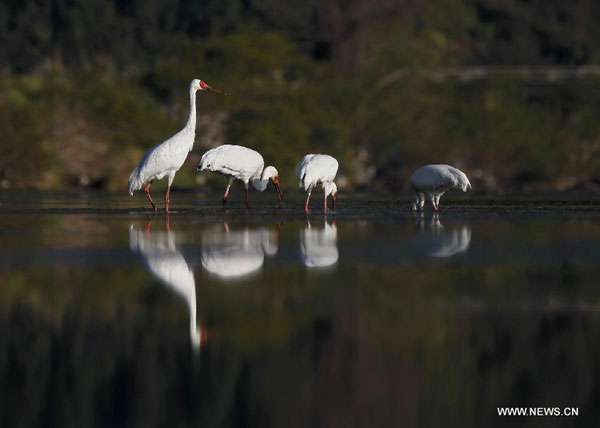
[[1, 300, 599, 427]]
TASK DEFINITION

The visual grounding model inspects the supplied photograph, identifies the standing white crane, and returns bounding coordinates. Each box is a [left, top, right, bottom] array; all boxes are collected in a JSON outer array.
[[411, 164, 471, 211], [297, 154, 338, 214], [128, 78, 225, 213], [197, 144, 283, 209]]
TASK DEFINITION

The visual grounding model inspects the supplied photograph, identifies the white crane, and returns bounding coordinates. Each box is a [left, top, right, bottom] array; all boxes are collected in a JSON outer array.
[[128, 78, 225, 213], [201, 222, 281, 279], [129, 217, 206, 351], [297, 154, 338, 213], [197, 144, 283, 209], [411, 164, 471, 211]]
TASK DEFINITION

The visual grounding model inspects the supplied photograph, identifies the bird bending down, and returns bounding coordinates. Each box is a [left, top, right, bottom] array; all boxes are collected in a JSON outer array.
[[411, 164, 471, 211], [197, 144, 283, 209], [297, 154, 338, 214], [128, 78, 225, 213]]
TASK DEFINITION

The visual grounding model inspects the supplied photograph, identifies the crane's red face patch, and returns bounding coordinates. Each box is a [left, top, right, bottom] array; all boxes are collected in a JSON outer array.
[[199, 81, 207, 90]]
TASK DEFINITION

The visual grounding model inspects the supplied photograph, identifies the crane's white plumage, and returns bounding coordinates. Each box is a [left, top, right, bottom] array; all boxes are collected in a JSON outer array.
[[198, 144, 283, 208], [300, 221, 338, 268], [297, 154, 338, 213], [128, 78, 224, 212], [411, 164, 471, 211], [201, 223, 280, 279], [129, 219, 205, 350]]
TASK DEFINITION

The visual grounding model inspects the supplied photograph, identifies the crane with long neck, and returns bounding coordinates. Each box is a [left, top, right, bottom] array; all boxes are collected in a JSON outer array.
[[128, 78, 225, 213]]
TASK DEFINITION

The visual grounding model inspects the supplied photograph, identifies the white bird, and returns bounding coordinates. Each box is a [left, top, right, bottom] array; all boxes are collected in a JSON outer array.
[[197, 144, 283, 209], [297, 154, 338, 213], [128, 78, 225, 213], [201, 222, 281, 279], [300, 219, 338, 268], [410, 164, 471, 211], [129, 217, 206, 350]]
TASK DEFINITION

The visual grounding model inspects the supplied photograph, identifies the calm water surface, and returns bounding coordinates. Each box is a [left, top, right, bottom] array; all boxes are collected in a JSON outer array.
[[1, 193, 600, 427]]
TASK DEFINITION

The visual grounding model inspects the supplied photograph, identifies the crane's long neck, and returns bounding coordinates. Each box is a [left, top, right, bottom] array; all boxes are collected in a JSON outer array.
[[185, 87, 197, 134], [250, 176, 269, 192]]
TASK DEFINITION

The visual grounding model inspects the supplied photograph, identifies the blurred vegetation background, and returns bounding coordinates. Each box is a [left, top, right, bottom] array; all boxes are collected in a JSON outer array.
[[1, 0, 600, 193]]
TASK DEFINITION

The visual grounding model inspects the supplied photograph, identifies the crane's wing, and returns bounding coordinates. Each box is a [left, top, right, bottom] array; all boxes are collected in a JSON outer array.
[[297, 154, 338, 191], [199, 145, 264, 180], [128, 140, 175, 194], [296, 154, 317, 187], [445, 165, 472, 191], [411, 165, 459, 191]]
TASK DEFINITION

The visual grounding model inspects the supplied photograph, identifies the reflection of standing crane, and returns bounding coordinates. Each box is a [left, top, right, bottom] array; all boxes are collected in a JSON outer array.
[[297, 154, 338, 213], [128, 79, 225, 212], [201, 222, 281, 278], [413, 213, 471, 257], [300, 219, 338, 268], [411, 164, 471, 211], [129, 217, 206, 350], [198, 145, 283, 209]]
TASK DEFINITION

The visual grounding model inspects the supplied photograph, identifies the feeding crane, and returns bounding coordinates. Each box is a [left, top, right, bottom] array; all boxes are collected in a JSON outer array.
[[411, 164, 471, 211], [297, 154, 338, 214], [197, 144, 283, 209]]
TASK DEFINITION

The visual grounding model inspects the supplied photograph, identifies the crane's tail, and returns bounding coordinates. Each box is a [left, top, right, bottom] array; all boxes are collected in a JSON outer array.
[[128, 167, 144, 196], [296, 162, 308, 189]]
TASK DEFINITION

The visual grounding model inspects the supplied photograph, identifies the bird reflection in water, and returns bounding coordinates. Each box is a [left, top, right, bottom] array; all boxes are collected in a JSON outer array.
[[412, 212, 471, 258], [129, 216, 206, 351], [300, 219, 338, 268], [201, 221, 282, 279]]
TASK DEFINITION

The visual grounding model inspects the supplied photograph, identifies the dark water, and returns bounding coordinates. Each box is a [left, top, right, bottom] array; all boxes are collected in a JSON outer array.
[[1, 193, 600, 427]]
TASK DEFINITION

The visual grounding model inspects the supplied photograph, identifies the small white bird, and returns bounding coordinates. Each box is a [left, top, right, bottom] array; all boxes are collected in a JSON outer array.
[[297, 154, 338, 213], [128, 78, 225, 213], [411, 164, 471, 211], [197, 144, 283, 209]]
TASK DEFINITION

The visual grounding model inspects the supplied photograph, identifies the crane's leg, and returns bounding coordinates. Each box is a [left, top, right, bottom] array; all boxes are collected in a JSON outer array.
[[165, 186, 171, 213], [245, 184, 251, 209], [144, 183, 157, 211], [222, 177, 234, 207], [418, 193, 425, 211], [434, 194, 441, 210], [323, 193, 328, 213], [165, 172, 176, 213], [304, 191, 311, 214]]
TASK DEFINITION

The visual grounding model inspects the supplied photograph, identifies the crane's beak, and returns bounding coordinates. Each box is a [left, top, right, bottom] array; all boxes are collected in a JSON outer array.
[[273, 179, 284, 202], [207, 85, 226, 95], [332, 192, 337, 210]]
